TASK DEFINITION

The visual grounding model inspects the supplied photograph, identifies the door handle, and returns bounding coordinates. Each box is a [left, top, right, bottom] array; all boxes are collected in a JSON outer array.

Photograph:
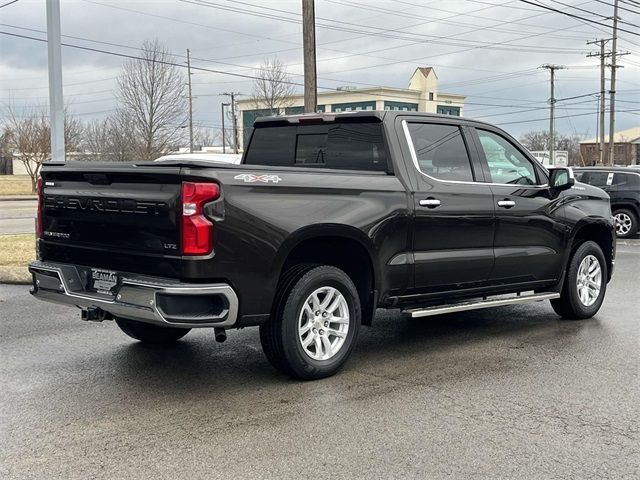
[[419, 198, 441, 208], [497, 199, 516, 209]]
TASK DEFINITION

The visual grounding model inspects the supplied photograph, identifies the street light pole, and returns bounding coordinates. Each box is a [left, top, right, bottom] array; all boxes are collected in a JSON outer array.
[[222, 92, 241, 154], [221, 102, 229, 154], [46, 0, 65, 162], [187, 48, 194, 153]]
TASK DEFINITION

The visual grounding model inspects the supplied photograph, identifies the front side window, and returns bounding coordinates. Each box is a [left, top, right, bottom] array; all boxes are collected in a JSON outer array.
[[406, 123, 474, 182], [614, 172, 640, 189], [476, 130, 538, 185]]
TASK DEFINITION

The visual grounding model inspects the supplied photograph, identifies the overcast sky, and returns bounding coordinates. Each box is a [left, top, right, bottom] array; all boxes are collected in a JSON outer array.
[[0, 0, 638, 140]]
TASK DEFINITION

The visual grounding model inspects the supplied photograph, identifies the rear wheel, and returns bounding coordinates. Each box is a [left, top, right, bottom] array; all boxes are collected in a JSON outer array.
[[115, 318, 191, 344], [551, 240, 607, 319], [260, 265, 361, 380], [613, 208, 638, 238]]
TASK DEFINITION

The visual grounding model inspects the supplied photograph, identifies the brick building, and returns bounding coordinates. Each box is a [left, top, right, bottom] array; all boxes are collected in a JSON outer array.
[[579, 126, 640, 166]]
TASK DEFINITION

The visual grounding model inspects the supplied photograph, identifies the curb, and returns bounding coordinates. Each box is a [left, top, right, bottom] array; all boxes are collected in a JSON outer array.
[[0, 266, 31, 284], [0, 196, 38, 201]]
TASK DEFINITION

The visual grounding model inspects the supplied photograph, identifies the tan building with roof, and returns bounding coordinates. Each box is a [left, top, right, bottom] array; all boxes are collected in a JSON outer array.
[[236, 67, 465, 148], [579, 126, 640, 166]]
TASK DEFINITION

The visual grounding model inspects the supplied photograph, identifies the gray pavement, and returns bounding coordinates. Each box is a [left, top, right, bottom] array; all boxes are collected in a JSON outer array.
[[1, 241, 639, 479], [0, 199, 36, 235]]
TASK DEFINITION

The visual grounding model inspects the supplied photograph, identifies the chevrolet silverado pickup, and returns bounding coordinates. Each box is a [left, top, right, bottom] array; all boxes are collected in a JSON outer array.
[[29, 111, 616, 380]]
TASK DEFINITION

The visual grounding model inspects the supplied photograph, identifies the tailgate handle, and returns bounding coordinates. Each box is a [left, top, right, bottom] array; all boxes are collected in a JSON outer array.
[[84, 173, 111, 185]]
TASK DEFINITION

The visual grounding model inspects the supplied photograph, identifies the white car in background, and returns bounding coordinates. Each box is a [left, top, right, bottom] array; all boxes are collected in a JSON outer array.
[[154, 153, 242, 164]]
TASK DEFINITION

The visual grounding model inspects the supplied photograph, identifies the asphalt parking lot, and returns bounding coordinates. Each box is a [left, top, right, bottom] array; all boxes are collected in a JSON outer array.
[[1, 240, 638, 480]]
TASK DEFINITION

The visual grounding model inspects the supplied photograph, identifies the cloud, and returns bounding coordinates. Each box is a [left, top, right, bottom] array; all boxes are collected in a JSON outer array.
[[0, 0, 638, 138]]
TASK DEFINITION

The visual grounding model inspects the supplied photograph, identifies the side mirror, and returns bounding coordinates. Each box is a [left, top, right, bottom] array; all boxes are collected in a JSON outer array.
[[549, 167, 575, 190]]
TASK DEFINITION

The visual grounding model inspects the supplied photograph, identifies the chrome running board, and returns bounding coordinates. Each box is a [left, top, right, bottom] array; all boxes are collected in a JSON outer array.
[[404, 292, 560, 318]]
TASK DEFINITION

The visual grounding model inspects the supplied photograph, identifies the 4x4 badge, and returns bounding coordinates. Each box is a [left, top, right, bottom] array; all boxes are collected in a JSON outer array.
[[234, 174, 282, 184]]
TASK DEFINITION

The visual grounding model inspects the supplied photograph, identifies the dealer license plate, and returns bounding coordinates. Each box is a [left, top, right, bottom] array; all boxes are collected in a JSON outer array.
[[91, 269, 119, 295]]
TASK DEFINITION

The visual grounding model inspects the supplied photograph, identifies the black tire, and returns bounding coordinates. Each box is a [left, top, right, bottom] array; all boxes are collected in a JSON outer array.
[[260, 265, 361, 380], [115, 318, 191, 344], [613, 208, 638, 238], [551, 240, 607, 320]]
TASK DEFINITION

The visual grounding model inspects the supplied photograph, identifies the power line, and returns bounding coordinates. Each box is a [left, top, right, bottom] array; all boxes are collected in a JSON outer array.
[[544, 0, 610, 19], [519, 0, 640, 35], [0, 0, 19, 8], [496, 108, 639, 125], [180, 0, 589, 53]]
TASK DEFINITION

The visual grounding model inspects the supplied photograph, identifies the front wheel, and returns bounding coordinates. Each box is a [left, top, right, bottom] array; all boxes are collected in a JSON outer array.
[[551, 240, 607, 319], [115, 318, 191, 344], [260, 265, 361, 380]]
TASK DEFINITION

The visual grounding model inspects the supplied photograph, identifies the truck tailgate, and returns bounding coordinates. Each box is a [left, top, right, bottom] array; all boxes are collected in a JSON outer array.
[[40, 164, 182, 257]]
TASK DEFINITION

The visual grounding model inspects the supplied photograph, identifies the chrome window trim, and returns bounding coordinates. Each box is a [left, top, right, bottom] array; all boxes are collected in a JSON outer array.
[[401, 120, 550, 189], [576, 169, 640, 180]]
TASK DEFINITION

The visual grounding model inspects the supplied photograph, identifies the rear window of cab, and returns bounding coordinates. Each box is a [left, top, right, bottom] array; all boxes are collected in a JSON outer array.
[[244, 121, 388, 172]]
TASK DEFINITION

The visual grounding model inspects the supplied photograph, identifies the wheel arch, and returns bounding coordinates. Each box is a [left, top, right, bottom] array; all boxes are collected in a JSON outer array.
[[567, 219, 615, 282], [611, 202, 640, 218], [274, 225, 379, 325]]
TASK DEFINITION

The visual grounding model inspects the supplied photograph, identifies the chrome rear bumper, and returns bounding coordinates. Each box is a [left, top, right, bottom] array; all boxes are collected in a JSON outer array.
[[28, 260, 239, 328]]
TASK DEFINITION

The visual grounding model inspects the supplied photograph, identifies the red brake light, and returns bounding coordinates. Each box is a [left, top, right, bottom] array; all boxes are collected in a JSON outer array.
[[181, 182, 219, 255], [36, 177, 43, 238]]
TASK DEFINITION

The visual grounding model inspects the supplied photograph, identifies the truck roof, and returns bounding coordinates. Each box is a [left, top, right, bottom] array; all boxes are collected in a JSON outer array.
[[253, 110, 497, 129], [574, 166, 640, 172]]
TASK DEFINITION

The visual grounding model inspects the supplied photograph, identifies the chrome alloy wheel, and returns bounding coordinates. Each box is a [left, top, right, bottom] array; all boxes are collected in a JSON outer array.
[[576, 254, 602, 307], [614, 212, 632, 236], [298, 286, 350, 361]]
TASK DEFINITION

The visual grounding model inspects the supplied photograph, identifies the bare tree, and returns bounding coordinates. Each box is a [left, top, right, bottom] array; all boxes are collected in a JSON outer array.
[[2, 104, 83, 191], [81, 111, 139, 162], [251, 57, 296, 115], [193, 127, 215, 149], [520, 131, 550, 151], [116, 39, 187, 160], [520, 130, 585, 166]]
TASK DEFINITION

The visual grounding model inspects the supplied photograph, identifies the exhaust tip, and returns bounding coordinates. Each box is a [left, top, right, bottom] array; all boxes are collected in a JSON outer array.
[[214, 327, 227, 343]]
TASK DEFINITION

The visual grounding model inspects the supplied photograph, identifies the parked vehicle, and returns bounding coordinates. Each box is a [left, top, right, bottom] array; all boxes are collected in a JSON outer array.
[[154, 153, 242, 164], [29, 112, 616, 380], [574, 166, 640, 238]]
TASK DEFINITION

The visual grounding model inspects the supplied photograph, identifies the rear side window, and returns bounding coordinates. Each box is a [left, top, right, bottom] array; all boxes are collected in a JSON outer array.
[[579, 171, 613, 187], [244, 122, 387, 172], [406, 123, 474, 182]]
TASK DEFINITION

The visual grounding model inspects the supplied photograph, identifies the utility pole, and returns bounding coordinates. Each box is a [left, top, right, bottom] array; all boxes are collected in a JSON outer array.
[[46, 0, 65, 162], [606, 0, 628, 165], [587, 39, 610, 165], [608, 0, 618, 165], [542, 64, 565, 166], [221, 102, 229, 154], [222, 92, 241, 154], [302, 0, 317, 113], [186, 48, 194, 153]]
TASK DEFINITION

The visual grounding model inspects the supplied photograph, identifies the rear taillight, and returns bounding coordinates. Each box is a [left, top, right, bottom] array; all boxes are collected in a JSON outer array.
[[36, 177, 43, 238], [181, 182, 219, 255]]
